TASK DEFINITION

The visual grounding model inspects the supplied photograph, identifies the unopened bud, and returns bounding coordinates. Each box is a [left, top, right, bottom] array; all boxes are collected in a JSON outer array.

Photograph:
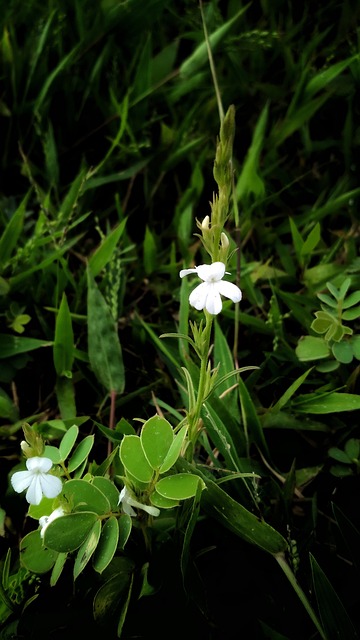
[[201, 215, 210, 230], [221, 232, 229, 249], [20, 440, 33, 457]]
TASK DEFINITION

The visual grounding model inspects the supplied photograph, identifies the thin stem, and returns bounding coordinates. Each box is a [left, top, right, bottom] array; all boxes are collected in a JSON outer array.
[[188, 313, 213, 450], [232, 171, 241, 365], [199, 0, 224, 124], [108, 389, 117, 460], [275, 552, 327, 640]]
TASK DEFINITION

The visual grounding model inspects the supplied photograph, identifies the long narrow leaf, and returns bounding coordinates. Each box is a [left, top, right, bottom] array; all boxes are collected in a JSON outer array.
[[0, 192, 30, 272], [310, 554, 359, 640], [87, 269, 125, 393]]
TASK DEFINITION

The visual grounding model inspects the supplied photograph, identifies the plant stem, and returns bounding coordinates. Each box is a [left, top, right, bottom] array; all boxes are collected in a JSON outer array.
[[199, 0, 224, 124], [188, 312, 213, 452]]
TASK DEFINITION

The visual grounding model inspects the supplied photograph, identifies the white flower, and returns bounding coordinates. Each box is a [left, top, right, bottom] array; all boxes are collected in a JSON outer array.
[[11, 457, 62, 506], [39, 506, 66, 538], [118, 486, 160, 517], [179, 261, 242, 315]]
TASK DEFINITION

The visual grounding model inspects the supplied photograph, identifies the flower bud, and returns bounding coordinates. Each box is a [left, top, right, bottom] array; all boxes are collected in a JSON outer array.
[[201, 215, 210, 230], [220, 232, 229, 249], [20, 440, 33, 457]]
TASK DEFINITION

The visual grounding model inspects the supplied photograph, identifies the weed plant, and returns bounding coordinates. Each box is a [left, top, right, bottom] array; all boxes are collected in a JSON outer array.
[[1, 1, 360, 638]]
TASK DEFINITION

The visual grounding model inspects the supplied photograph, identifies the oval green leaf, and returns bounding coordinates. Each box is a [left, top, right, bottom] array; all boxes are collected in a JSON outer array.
[[155, 474, 204, 501], [28, 496, 55, 520], [59, 424, 79, 461], [332, 341, 353, 364], [119, 435, 153, 483], [296, 336, 330, 361], [50, 552, 68, 586], [93, 517, 119, 574], [74, 519, 102, 580], [159, 425, 187, 473], [68, 435, 94, 472], [91, 477, 120, 511], [328, 447, 351, 463], [344, 438, 360, 461], [118, 514, 132, 550], [44, 512, 98, 552], [140, 415, 174, 469], [93, 569, 133, 624], [62, 479, 111, 514], [20, 530, 58, 574], [150, 491, 179, 509], [43, 445, 61, 464]]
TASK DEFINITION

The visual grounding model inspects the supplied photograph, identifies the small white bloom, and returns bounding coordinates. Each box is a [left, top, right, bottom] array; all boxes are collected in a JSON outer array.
[[39, 506, 66, 538], [11, 456, 62, 506], [179, 261, 242, 315], [118, 486, 160, 517]]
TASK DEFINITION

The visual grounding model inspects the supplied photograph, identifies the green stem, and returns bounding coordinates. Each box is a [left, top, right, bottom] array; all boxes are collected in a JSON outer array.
[[199, 0, 224, 124], [188, 312, 213, 451], [275, 552, 327, 640]]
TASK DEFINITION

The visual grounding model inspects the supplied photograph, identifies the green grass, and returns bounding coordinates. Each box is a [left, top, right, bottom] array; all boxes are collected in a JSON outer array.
[[1, 1, 360, 637]]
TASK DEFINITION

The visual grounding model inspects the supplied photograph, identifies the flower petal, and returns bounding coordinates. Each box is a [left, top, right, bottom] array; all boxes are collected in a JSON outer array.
[[39, 474, 63, 499], [137, 504, 160, 517], [119, 486, 160, 517], [118, 486, 137, 516], [179, 268, 197, 278], [196, 262, 225, 282], [217, 280, 242, 303], [189, 282, 209, 310], [26, 456, 53, 473], [11, 470, 33, 494], [122, 501, 137, 517], [26, 476, 43, 505], [118, 486, 126, 504], [205, 288, 222, 315], [39, 515, 49, 532], [127, 495, 160, 517], [39, 507, 66, 538]]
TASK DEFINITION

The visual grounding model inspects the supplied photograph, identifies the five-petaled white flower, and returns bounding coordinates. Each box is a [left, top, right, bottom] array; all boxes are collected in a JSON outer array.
[[39, 506, 66, 538], [180, 261, 242, 315], [118, 486, 160, 517], [11, 456, 62, 506]]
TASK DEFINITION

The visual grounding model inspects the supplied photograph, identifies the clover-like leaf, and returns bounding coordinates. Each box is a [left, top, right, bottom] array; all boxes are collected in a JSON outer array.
[[296, 336, 330, 361], [331, 341, 353, 364], [311, 310, 334, 335], [342, 290, 360, 308]]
